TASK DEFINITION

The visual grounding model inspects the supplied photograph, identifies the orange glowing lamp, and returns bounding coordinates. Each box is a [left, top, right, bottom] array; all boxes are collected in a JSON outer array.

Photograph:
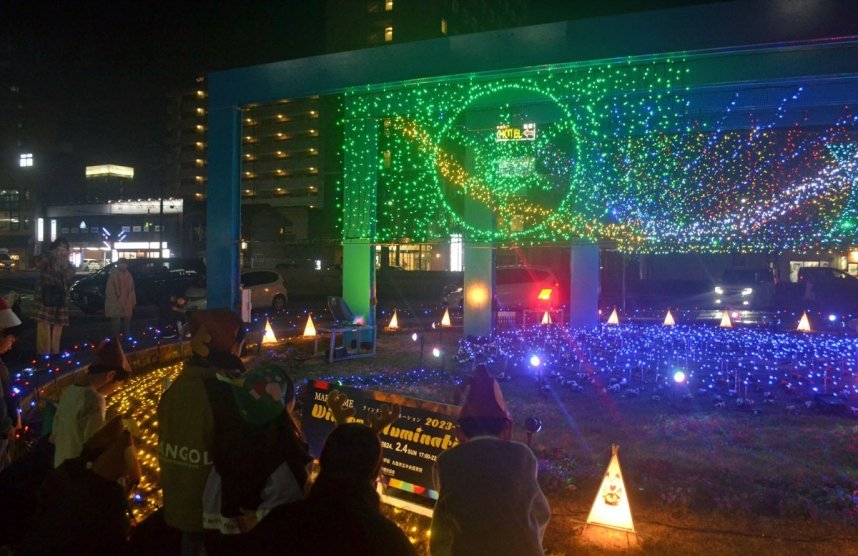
[[663, 310, 675, 326], [797, 311, 811, 332], [719, 311, 732, 328], [387, 310, 399, 330], [607, 308, 619, 325], [441, 307, 451, 327], [303, 314, 317, 338], [262, 318, 278, 344]]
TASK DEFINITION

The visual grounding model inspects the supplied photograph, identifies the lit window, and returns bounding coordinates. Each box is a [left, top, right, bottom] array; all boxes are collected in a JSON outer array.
[[196, 90, 206, 99], [385, 0, 393, 10], [19, 153, 33, 168], [441, 18, 447, 35], [384, 26, 393, 42]]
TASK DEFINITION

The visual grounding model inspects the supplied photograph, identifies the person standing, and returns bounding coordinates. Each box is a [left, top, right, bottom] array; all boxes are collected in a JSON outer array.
[[51, 337, 133, 468], [33, 237, 76, 357], [430, 364, 550, 556], [105, 259, 136, 337], [158, 309, 247, 556]]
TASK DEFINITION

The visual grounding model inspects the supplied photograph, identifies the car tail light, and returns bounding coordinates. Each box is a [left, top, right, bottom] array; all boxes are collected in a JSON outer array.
[[538, 288, 552, 301]]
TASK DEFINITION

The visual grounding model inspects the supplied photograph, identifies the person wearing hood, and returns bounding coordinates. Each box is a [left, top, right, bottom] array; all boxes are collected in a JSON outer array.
[[105, 258, 136, 337], [51, 336, 133, 468], [430, 364, 550, 556], [158, 308, 247, 556]]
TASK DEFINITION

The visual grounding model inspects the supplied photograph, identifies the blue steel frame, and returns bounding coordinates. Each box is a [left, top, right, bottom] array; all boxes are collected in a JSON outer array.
[[206, 0, 858, 311]]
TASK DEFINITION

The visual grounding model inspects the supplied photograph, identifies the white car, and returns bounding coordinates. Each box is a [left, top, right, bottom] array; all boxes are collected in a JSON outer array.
[[184, 270, 288, 312], [443, 265, 560, 309]]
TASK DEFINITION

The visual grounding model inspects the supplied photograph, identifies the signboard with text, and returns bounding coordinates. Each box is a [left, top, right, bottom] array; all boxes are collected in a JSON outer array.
[[302, 380, 460, 501]]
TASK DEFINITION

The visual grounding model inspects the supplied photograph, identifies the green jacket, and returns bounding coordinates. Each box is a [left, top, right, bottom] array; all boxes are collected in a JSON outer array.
[[157, 361, 218, 532]]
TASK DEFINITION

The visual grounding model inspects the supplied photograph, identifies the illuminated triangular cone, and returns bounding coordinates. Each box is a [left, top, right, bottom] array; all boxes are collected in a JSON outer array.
[[441, 307, 451, 327], [582, 444, 639, 549], [607, 308, 619, 325], [663, 310, 675, 326], [262, 318, 278, 344], [797, 311, 812, 332], [719, 311, 732, 328], [541, 311, 552, 325], [303, 314, 317, 338], [387, 310, 399, 330]]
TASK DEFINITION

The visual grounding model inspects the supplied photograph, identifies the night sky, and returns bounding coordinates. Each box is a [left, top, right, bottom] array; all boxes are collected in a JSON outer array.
[[1, 0, 725, 190]]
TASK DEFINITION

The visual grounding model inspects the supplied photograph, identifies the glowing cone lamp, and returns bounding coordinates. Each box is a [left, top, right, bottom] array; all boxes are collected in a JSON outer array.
[[303, 314, 317, 338], [719, 311, 732, 328], [262, 319, 278, 345], [387, 310, 399, 331], [797, 311, 811, 332], [582, 444, 639, 548], [441, 307, 451, 327], [541, 311, 552, 325], [607, 308, 619, 325], [663, 310, 675, 326]]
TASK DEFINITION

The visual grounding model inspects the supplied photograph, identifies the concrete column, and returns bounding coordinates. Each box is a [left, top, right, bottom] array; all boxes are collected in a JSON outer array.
[[342, 117, 378, 325], [569, 241, 600, 328], [463, 244, 494, 337]]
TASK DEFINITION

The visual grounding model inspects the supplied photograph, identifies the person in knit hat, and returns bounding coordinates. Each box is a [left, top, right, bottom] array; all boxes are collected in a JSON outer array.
[[17, 416, 141, 555], [0, 296, 21, 472], [51, 336, 133, 468], [430, 364, 550, 556], [158, 308, 247, 556]]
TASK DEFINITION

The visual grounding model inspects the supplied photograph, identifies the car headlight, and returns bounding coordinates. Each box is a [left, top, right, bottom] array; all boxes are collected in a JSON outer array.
[[714, 287, 724, 294], [741, 288, 753, 296]]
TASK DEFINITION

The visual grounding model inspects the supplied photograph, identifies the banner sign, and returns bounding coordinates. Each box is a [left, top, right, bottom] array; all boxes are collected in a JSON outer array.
[[302, 380, 460, 501]]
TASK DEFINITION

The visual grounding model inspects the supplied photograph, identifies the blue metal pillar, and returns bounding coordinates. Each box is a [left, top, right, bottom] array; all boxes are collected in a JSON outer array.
[[205, 103, 242, 311]]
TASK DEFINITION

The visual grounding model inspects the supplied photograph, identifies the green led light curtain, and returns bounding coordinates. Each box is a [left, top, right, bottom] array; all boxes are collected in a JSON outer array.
[[342, 57, 858, 253]]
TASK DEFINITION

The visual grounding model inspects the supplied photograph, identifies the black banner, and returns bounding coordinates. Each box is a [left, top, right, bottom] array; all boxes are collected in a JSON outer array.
[[302, 380, 460, 501]]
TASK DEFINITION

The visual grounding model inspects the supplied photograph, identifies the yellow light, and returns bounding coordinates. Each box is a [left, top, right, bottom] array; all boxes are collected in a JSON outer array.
[[797, 311, 812, 332], [465, 284, 489, 307], [262, 319, 278, 344], [719, 311, 732, 328], [537, 288, 552, 301], [441, 308, 451, 327], [607, 308, 619, 325], [303, 315, 317, 338], [582, 444, 639, 548], [387, 310, 399, 330], [663, 310, 675, 326]]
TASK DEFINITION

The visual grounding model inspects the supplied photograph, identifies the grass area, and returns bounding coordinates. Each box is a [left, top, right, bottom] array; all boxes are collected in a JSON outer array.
[[286, 330, 858, 555]]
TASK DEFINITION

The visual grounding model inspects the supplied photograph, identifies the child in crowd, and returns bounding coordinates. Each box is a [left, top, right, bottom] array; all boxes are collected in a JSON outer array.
[[202, 363, 312, 555], [51, 336, 132, 468], [430, 364, 550, 556]]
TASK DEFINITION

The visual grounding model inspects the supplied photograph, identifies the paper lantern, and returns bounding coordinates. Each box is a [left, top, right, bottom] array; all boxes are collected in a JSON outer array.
[[797, 311, 812, 332], [387, 309, 399, 330], [582, 444, 639, 549], [607, 308, 619, 325], [663, 310, 675, 326], [441, 307, 451, 327], [262, 318, 278, 344], [303, 314, 317, 338], [541, 311, 552, 325], [719, 311, 732, 328]]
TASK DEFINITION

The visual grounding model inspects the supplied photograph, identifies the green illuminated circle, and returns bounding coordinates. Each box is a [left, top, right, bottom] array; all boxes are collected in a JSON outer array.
[[433, 83, 586, 240]]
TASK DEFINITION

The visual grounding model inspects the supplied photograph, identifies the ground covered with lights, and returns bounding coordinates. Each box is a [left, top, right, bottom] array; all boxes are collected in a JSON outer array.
[[108, 320, 858, 555]]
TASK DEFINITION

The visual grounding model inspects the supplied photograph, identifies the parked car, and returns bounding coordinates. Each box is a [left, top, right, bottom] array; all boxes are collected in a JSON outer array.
[[0, 254, 17, 270], [713, 267, 776, 309], [69, 258, 206, 314], [184, 269, 288, 312], [443, 265, 560, 309], [79, 259, 103, 272]]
